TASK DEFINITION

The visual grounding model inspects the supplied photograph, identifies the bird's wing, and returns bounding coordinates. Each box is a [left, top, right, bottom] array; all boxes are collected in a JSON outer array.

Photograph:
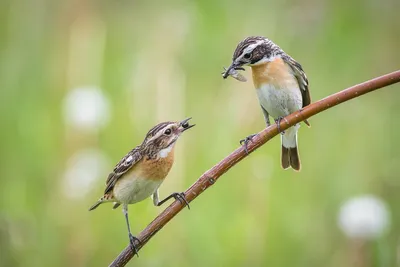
[[104, 146, 143, 194], [282, 54, 311, 108]]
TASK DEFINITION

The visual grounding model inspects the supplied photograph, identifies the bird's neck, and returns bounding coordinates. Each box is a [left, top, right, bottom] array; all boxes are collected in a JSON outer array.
[[250, 57, 292, 89], [251, 61, 272, 89], [158, 144, 176, 159], [141, 146, 176, 181]]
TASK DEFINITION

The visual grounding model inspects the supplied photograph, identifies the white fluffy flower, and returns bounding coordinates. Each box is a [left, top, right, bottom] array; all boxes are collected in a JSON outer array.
[[63, 86, 110, 131], [338, 195, 390, 239], [62, 149, 109, 199]]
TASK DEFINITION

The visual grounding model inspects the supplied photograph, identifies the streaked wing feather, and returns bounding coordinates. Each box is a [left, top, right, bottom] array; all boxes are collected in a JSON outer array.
[[104, 146, 142, 194], [282, 55, 311, 107]]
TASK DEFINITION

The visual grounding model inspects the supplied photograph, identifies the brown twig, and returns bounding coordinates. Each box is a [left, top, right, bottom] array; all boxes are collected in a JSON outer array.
[[109, 70, 400, 267]]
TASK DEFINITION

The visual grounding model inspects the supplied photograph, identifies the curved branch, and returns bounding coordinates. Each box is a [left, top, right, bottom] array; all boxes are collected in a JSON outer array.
[[109, 70, 400, 267]]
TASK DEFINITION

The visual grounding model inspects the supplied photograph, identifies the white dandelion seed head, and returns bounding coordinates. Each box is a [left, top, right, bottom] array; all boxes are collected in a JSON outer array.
[[338, 195, 390, 240], [63, 86, 110, 131], [62, 148, 110, 199]]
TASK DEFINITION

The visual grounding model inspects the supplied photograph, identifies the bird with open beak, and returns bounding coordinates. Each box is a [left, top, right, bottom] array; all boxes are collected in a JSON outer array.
[[89, 118, 195, 255]]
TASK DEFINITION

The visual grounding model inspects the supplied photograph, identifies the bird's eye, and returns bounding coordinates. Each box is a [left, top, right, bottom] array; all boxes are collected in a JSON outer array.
[[182, 122, 189, 128], [164, 128, 172, 135], [243, 53, 251, 59]]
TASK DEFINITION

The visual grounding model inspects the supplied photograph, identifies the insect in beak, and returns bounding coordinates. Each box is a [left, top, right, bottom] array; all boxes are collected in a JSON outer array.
[[179, 117, 195, 132], [222, 64, 247, 82]]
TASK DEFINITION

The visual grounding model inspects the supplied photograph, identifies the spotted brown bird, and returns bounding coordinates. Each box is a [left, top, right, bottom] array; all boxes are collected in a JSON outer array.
[[89, 118, 194, 255], [223, 36, 311, 171]]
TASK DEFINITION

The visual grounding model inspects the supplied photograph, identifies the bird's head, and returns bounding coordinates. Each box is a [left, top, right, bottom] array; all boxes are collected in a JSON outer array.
[[142, 118, 195, 157], [223, 36, 282, 79]]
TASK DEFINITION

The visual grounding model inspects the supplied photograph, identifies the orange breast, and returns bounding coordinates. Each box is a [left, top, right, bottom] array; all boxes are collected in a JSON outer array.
[[251, 58, 298, 89], [136, 147, 175, 181]]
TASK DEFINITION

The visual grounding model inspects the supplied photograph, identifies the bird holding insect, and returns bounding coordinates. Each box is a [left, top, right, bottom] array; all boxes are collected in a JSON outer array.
[[223, 36, 311, 171]]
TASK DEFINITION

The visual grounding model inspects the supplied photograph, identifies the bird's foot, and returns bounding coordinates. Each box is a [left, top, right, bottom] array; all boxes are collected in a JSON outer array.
[[240, 134, 257, 154], [172, 192, 190, 210], [275, 117, 288, 135], [128, 233, 141, 257]]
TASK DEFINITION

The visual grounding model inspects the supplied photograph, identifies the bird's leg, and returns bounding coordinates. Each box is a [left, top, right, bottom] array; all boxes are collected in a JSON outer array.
[[238, 107, 270, 154], [260, 106, 271, 127], [155, 192, 190, 210], [122, 204, 141, 257], [265, 117, 271, 127], [240, 134, 257, 154], [275, 117, 289, 135]]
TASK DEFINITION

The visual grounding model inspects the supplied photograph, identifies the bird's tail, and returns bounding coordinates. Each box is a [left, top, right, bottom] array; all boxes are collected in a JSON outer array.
[[88, 195, 113, 211], [281, 125, 301, 171]]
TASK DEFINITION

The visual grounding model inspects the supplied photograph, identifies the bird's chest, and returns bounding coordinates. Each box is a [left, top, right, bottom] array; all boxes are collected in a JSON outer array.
[[256, 84, 292, 118], [251, 58, 302, 117], [113, 175, 163, 204], [113, 153, 175, 204], [141, 152, 175, 181]]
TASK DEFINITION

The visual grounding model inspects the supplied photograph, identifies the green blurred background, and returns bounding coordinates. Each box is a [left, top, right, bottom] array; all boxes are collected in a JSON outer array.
[[1, 0, 399, 266]]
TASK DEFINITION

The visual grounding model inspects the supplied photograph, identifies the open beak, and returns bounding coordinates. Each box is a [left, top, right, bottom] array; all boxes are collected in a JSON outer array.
[[179, 117, 195, 132]]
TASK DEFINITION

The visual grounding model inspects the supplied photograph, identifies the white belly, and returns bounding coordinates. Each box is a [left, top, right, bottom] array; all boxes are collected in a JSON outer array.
[[113, 174, 163, 204], [256, 83, 302, 119]]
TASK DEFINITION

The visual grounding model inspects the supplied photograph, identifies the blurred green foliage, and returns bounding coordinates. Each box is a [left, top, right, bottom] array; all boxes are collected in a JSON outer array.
[[0, 0, 399, 266]]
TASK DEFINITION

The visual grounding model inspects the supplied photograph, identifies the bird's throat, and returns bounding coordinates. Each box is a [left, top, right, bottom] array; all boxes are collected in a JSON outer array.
[[251, 57, 296, 89]]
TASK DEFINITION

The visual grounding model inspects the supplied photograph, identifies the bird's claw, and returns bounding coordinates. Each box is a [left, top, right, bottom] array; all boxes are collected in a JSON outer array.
[[275, 117, 288, 135], [173, 192, 190, 210], [128, 233, 141, 257], [240, 134, 257, 154]]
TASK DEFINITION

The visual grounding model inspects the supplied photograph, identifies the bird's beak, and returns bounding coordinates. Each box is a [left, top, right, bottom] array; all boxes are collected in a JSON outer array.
[[222, 61, 242, 79], [179, 117, 195, 132], [222, 62, 236, 79]]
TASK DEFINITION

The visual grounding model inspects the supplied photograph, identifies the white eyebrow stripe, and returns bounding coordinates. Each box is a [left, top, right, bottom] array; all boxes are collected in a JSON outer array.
[[238, 39, 266, 61], [243, 44, 257, 54], [147, 129, 164, 143]]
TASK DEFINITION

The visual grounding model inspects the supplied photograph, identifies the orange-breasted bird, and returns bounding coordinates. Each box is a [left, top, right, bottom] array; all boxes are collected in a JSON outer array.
[[89, 118, 194, 255], [223, 36, 311, 171]]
